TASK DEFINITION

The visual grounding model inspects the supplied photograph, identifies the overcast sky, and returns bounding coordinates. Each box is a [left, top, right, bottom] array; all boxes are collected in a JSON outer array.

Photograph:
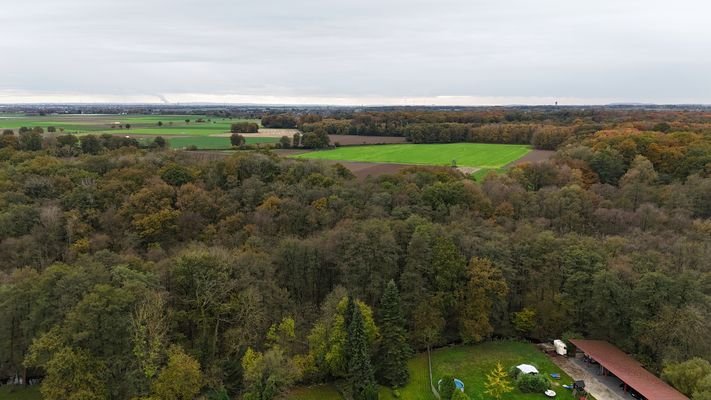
[[1, 0, 710, 105]]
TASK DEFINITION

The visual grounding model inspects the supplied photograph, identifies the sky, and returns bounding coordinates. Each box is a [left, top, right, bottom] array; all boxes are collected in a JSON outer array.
[[1, 0, 710, 105]]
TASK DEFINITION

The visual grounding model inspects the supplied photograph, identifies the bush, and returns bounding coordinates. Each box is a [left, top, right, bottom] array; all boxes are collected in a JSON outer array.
[[508, 365, 521, 379], [230, 133, 246, 146], [516, 373, 550, 393], [279, 135, 291, 148], [452, 390, 470, 400], [439, 375, 456, 400]]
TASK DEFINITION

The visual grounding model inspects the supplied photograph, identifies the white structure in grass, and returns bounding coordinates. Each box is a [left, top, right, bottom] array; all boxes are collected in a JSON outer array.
[[516, 364, 539, 375]]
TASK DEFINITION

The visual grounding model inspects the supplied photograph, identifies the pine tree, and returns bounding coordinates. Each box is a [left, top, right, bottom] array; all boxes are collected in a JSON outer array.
[[377, 280, 410, 387], [343, 296, 356, 370], [348, 302, 378, 400], [484, 362, 513, 400]]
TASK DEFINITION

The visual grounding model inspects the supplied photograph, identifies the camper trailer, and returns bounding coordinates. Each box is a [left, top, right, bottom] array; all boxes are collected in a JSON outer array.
[[554, 339, 567, 356]]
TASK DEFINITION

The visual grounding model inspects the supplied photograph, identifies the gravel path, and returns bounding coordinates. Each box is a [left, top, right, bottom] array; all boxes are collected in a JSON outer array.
[[549, 355, 625, 400]]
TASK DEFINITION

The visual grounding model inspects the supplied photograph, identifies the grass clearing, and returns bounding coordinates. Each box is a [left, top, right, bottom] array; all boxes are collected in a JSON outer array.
[[292, 143, 531, 168], [285, 341, 577, 400], [425, 341, 576, 400]]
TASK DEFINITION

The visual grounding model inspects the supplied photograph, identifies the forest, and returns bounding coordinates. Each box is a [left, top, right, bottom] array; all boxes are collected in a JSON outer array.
[[0, 108, 710, 399]]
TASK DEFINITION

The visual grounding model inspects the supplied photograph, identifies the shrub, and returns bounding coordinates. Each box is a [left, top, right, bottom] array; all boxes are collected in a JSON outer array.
[[439, 375, 456, 400], [516, 373, 550, 393], [279, 135, 291, 148], [230, 133, 245, 146], [508, 366, 521, 379]]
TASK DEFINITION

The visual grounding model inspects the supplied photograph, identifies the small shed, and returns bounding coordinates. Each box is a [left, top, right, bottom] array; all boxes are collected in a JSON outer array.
[[516, 364, 539, 375]]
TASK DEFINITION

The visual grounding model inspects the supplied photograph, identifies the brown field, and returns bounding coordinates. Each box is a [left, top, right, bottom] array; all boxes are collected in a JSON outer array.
[[328, 135, 408, 145], [333, 161, 412, 178], [210, 128, 299, 137], [506, 149, 555, 166]]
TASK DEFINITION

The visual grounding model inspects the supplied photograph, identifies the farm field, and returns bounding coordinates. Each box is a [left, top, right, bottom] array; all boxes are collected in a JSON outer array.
[[0, 113, 286, 150], [164, 136, 278, 150], [0, 114, 260, 136], [285, 341, 577, 400], [292, 143, 531, 168]]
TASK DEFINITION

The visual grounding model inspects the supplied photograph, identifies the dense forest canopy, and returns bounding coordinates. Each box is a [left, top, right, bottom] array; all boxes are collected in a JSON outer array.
[[0, 108, 710, 399]]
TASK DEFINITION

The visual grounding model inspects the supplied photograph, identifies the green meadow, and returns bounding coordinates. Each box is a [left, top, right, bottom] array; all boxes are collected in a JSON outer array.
[[292, 143, 531, 168]]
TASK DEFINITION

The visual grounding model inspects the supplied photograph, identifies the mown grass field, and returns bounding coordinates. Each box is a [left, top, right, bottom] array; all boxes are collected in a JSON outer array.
[[284, 341, 577, 400], [292, 143, 531, 168]]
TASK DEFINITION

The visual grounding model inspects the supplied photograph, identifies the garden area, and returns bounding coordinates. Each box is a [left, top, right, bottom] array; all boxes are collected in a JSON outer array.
[[285, 341, 578, 400]]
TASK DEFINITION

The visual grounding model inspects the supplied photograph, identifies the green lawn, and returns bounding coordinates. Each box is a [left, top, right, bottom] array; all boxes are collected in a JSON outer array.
[[292, 143, 530, 168], [0, 386, 42, 400], [284, 341, 577, 400], [425, 342, 576, 400]]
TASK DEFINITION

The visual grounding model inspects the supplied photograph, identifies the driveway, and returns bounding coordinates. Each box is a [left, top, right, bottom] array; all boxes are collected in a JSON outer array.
[[549, 355, 626, 400]]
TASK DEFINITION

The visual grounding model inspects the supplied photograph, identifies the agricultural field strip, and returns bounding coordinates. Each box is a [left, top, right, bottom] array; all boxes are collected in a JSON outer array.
[[293, 143, 531, 168], [0, 114, 260, 136]]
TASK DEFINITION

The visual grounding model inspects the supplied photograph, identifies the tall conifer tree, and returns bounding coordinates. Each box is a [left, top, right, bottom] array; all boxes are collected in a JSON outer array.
[[348, 302, 378, 400], [377, 280, 410, 387]]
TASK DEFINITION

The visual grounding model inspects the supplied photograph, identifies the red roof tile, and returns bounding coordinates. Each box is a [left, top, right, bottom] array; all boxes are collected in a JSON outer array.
[[569, 339, 688, 400]]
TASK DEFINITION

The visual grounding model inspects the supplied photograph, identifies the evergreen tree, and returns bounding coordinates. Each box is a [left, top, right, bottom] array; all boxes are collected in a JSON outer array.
[[377, 280, 410, 387], [348, 303, 378, 400], [345, 296, 356, 335], [343, 296, 356, 369]]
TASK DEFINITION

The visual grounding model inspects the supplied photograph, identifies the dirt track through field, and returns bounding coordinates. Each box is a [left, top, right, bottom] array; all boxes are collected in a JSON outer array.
[[506, 149, 555, 166]]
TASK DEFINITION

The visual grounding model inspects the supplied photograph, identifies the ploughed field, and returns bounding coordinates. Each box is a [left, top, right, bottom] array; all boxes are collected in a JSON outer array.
[[292, 143, 531, 168]]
